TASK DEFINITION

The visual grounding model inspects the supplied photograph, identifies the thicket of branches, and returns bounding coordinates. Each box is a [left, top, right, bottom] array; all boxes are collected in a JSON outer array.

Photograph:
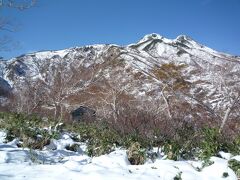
[[2, 59, 239, 139]]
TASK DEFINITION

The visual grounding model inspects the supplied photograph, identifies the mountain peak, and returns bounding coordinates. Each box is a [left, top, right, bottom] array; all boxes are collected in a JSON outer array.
[[137, 33, 164, 44], [175, 35, 194, 42], [137, 33, 197, 46]]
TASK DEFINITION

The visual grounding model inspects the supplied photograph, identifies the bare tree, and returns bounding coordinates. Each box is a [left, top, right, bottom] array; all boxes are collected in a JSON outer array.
[[0, 0, 37, 54], [11, 78, 42, 114], [219, 93, 240, 132], [213, 66, 240, 132], [98, 85, 128, 122], [0, 0, 36, 10]]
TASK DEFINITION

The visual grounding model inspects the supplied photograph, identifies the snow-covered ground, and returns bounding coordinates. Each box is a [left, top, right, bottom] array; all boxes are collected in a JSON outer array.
[[0, 131, 238, 180]]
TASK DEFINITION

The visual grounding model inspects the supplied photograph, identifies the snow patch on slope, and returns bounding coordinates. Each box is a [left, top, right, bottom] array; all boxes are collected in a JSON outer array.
[[33, 49, 70, 59]]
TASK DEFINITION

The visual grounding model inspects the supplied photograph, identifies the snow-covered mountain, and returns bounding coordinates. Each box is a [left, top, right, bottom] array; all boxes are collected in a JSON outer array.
[[0, 33, 240, 126]]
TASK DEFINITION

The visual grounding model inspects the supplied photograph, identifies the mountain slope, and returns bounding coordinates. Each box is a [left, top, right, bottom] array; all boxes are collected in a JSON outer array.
[[0, 34, 239, 132]]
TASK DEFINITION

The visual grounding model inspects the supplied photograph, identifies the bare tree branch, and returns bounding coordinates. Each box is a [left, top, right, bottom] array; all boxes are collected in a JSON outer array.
[[0, 0, 36, 10], [219, 93, 240, 133], [0, 0, 37, 54]]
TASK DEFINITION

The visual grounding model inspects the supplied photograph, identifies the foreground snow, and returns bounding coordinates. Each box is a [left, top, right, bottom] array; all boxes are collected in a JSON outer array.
[[0, 132, 238, 180]]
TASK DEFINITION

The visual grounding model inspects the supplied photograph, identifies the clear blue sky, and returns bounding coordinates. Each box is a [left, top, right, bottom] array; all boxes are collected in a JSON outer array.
[[1, 0, 240, 59]]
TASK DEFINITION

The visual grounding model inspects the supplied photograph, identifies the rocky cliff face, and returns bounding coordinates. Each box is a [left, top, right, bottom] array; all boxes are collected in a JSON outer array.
[[0, 34, 239, 129]]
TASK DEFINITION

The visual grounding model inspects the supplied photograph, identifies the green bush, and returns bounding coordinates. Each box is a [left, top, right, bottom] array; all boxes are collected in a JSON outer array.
[[67, 122, 122, 156], [162, 123, 197, 160], [127, 142, 146, 165], [0, 112, 60, 149], [198, 128, 220, 160], [163, 142, 181, 161], [197, 127, 240, 160], [123, 132, 150, 149], [228, 159, 240, 178], [223, 137, 240, 156], [1, 111, 239, 161], [233, 137, 240, 154], [66, 122, 152, 157]]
